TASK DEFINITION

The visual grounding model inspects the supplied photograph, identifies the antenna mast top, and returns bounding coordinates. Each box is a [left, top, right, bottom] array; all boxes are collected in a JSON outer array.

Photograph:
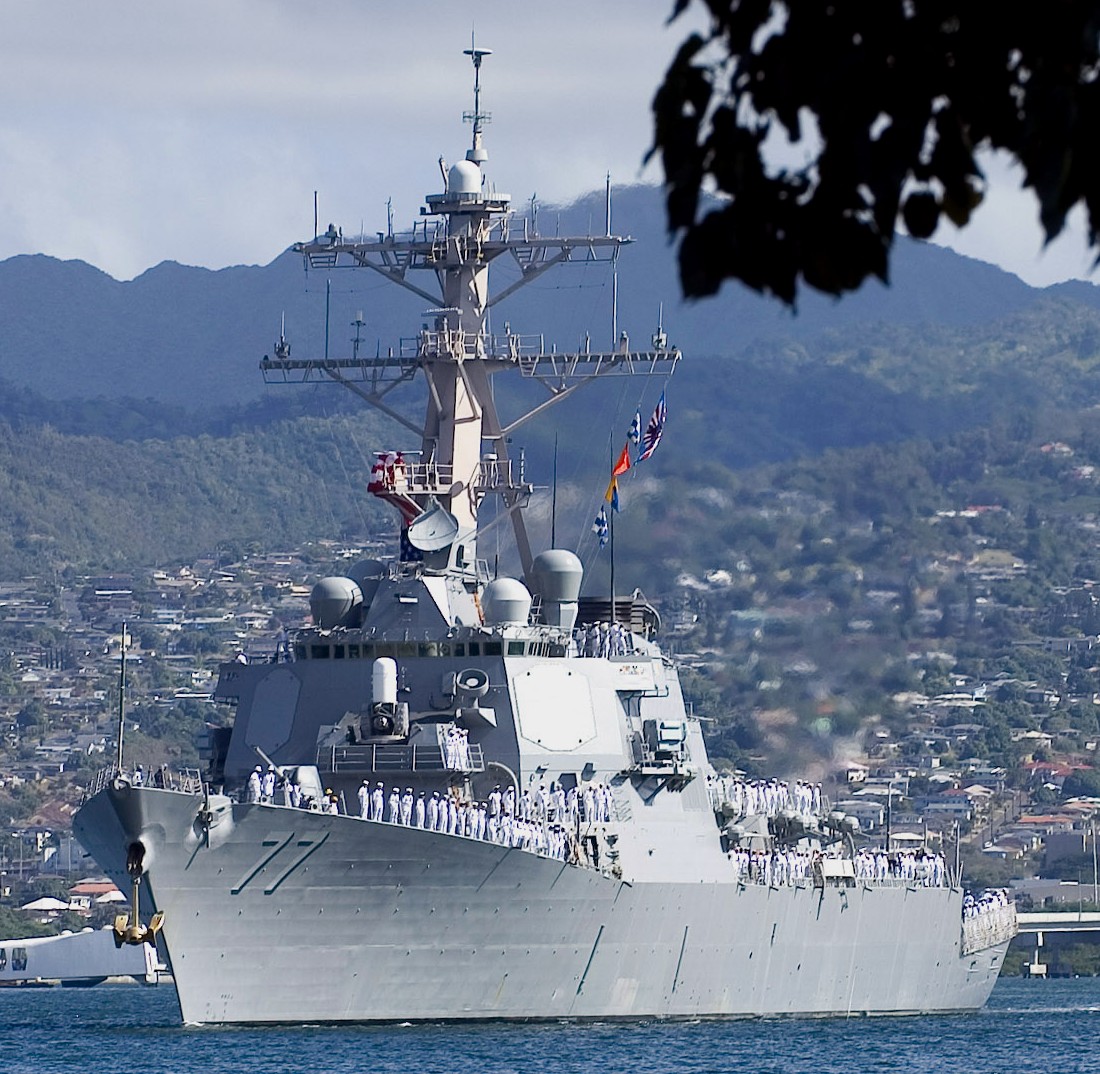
[[463, 36, 492, 164]]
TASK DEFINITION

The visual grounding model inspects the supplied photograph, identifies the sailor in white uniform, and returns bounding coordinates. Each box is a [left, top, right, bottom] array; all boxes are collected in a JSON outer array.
[[370, 781, 384, 821], [415, 791, 426, 829], [387, 786, 401, 823], [246, 766, 262, 803], [400, 787, 414, 825], [358, 780, 371, 818]]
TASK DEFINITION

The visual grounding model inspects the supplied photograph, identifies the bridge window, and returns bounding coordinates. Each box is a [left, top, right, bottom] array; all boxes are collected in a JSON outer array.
[[347, 644, 360, 659], [485, 642, 502, 656], [333, 645, 345, 659], [508, 641, 525, 656], [310, 645, 329, 660], [11, 948, 26, 972]]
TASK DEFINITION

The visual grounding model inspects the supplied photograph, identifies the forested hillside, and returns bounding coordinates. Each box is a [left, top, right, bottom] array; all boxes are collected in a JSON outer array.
[[0, 414, 394, 576], [0, 184, 1091, 415], [604, 409, 1100, 778], [3, 283, 1100, 580]]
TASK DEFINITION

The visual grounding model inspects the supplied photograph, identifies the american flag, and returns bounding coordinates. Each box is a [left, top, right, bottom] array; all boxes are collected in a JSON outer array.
[[638, 391, 666, 462]]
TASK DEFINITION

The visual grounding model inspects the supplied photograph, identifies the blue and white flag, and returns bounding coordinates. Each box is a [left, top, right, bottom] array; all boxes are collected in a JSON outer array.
[[628, 409, 641, 446], [638, 391, 666, 463], [592, 504, 609, 547]]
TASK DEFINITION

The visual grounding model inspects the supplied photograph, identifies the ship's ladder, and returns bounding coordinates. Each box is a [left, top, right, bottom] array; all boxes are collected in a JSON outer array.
[[610, 785, 632, 823]]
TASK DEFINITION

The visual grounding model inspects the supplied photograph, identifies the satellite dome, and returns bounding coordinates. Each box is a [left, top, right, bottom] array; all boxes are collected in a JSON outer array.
[[530, 549, 583, 603], [309, 576, 363, 629], [447, 159, 482, 196], [481, 577, 532, 625]]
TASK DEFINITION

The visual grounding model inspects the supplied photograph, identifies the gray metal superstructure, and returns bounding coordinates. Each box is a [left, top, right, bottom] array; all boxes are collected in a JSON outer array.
[[73, 49, 1013, 1024]]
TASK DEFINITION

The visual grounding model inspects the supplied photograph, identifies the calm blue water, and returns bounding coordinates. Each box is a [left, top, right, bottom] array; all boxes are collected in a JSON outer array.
[[0, 978, 1095, 1074]]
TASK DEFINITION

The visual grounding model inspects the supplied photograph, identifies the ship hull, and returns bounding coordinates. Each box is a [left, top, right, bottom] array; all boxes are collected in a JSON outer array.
[[74, 784, 1007, 1024]]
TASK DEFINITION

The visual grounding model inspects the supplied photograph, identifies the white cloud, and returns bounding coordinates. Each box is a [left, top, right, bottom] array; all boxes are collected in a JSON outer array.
[[0, 0, 693, 279], [1, 2, 1097, 289]]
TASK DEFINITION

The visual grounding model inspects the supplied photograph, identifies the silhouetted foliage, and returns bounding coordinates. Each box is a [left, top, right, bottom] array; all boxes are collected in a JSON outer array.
[[653, 2, 1100, 304]]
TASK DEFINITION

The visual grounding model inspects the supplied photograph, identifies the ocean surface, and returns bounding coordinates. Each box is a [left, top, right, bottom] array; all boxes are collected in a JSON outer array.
[[0, 977, 1095, 1074]]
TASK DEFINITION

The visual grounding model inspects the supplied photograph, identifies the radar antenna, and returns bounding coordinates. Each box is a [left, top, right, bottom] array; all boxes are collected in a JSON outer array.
[[280, 47, 680, 579]]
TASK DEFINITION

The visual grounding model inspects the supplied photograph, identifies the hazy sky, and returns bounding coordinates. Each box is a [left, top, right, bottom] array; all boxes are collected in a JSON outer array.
[[1, 0, 1096, 289]]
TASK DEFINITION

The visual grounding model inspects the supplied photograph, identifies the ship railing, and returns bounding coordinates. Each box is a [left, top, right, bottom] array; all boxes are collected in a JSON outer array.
[[368, 456, 528, 497], [260, 352, 421, 388], [83, 764, 119, 801], [513, 346, 682, 379], [82, 763, 206, 801], [175, 768, 205, 794], [372, 459, 456, 496], [398, 330, 546, 362], [474, 456, 527, 493], [737, 870, 953, 891], [961, 903, 1018, 954], [320, 742, 485, 774], [854, 874, 946, 890]]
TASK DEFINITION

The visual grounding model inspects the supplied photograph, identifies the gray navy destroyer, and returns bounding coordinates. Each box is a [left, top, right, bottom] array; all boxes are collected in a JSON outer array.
[[74, 48, 1015, 1024]]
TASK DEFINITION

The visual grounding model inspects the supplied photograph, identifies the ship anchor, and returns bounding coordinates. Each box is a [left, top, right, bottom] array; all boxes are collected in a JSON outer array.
[[112, 841, 165, 948]]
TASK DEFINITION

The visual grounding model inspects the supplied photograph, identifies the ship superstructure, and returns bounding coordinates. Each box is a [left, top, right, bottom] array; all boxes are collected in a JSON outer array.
[[73, 48, 1014, 1025]]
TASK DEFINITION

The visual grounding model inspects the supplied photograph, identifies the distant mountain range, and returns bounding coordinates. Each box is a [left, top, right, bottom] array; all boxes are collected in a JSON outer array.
[[3, 185, 1100, 577], [1, 183, 1092, 415]]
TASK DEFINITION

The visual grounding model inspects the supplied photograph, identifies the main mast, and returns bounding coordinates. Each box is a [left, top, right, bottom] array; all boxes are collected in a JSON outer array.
[[264, 47, 679, 579]]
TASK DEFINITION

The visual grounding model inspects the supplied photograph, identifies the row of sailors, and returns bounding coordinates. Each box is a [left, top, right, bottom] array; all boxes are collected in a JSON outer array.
[[353, 786, 574, 859], [707, 775, 823, 821], [853, 849, 948, 887], [247, 767, 340, 810], [355, 779, 616, 828], [574, 621, 633, 658], [963, 888, 1012, 918], [728, 847, 813, 887], [729, 847, 950, 888]]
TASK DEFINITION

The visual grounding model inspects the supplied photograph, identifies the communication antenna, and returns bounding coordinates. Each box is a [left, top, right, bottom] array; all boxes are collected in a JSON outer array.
[[551, 432, 559, 547], [324, 279, 332, 360], [652, 303, 667, 350], [463, 35, 492, 163], [115, 623, 127, 773], [607, 173, 618, 347], [352, 310, 366, 359]]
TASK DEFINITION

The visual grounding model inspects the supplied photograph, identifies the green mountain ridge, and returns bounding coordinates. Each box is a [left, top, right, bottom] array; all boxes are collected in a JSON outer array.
[[1, 185, 1092, 416], [1, 287, 1099, 580]]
